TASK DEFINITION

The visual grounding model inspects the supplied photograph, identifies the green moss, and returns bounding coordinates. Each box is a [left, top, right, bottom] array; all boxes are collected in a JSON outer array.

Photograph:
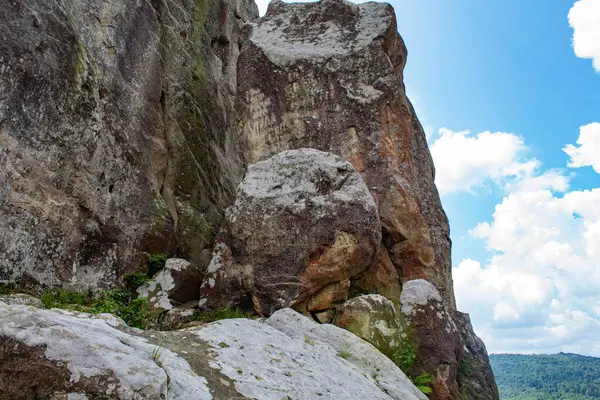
[[150, 193, 170, 234], [458, 357, 481, 378]]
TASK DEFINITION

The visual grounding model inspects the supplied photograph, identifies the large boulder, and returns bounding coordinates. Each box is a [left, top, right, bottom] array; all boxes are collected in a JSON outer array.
[[199, 148, 381, 315], [0, 0, 258, 290], [236, 0, 454, 308], [0, 301, 427, 400]]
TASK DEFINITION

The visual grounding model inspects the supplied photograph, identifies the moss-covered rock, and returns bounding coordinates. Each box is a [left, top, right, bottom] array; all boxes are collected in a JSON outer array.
[[333, 294, 401, 359]]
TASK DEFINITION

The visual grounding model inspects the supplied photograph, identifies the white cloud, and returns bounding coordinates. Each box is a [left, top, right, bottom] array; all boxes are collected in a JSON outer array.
[[429, 128, 538, 194], [451, 125, 600, 356], [494, 303, 520, 323], [563, 122, 600, 173], [568, 0, 600, 73]]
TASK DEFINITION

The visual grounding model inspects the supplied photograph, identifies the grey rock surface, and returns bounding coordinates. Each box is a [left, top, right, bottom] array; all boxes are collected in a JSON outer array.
[[0, 293, 43, 308], [0, 0, 258, 290], [199, 148, 381, 314], [0, 301, 427, 400]]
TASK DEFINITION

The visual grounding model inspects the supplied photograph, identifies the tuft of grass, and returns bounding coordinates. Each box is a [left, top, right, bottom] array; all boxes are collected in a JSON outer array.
[[147, 253, 168, 277], [0, 283, 17, 295], [40, 285, 148, 329], [40, 288, 93, 309], [337, 350, 352, 359], [193, 307, 253, 323], [152, 346, 164, 362]]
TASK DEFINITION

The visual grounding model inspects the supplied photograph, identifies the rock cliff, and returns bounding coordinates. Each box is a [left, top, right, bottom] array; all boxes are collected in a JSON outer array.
[[237, 0, 454, 308], [0, 0, 498, 399], [0, 0, 258, 290]]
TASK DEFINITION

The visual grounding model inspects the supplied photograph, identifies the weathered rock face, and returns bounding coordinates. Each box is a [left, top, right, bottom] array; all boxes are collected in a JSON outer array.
[[0, 0, 499, 398], [0, 0, 258, 290], [0, 301, 428, 400], [399, 279, 494, 400], [199, 148, 381, 314], [453, 311, 500, 400], [236, 0, 454, 308]]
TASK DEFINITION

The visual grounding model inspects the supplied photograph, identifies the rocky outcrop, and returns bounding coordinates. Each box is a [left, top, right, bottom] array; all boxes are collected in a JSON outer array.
[[454, 311, 500, 400], [199, 148, 381, 314], [398, 279, 465, 400], [0, 293, 43, 308], [236, 0, 454, 308], [0, 0, 498, 398], [0, 301, 428, 400], [0, 0, 258, 290]]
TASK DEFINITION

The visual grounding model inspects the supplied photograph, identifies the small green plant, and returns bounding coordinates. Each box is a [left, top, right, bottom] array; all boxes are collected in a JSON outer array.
[[304, 335, 314, 345], [0, 283, 17, 295], [337, 350, 352, 359], [391, 338, 433, 395], [193, 307, 253, 323], [410, 372, 433, 394], [147, 253, 169, 277], [393, 340, 417, 372]]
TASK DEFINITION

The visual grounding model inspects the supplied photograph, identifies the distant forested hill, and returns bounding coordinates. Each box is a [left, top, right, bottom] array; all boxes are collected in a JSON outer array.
[[490, 353, 600, 399]]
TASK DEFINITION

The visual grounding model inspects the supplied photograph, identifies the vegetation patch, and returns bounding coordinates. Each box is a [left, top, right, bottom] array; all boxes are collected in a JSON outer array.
[[40, 285, 148, 329], [490, 353, 600, 400], [147, 253, 169, 277], [0, 283, 17, 295], [192, 307, 254, 323], [391, 336, 433, 395], [337, 350, 352, 360]]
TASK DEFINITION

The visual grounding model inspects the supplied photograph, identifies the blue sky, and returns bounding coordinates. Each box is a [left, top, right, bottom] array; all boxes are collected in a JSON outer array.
[[255, 0, 600, 356]]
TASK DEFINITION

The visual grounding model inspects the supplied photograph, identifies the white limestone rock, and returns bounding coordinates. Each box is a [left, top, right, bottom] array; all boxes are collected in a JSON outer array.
[[0, 301, 212, 399], [0, 301, 427, 400]]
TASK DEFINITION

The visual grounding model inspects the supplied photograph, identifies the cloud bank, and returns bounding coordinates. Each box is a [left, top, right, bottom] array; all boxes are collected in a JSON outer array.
[[429, 126, 600, 356]]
